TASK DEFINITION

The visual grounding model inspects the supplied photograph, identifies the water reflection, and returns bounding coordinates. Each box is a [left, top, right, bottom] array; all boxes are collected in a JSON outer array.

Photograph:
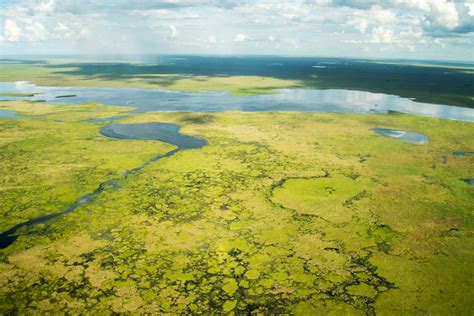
[[100, 123, 207, 149], [0, 109, 21, 118], [462, 179, 474, 185], [371, 128, 429, 144], [1, 82, 473, 122], [0, 122, 207, 248], [453, 152, 474, 157]]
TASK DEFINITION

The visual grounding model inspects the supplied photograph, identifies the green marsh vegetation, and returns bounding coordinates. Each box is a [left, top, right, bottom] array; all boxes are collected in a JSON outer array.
[[0, 101, 173, 232], [1, 56, 473, 107], [0, 93, 38, 97], [0, 101, 473, 314]]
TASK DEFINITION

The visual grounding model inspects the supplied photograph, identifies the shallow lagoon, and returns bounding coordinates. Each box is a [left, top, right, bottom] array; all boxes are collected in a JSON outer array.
[[453, 151, 474, 156], [0, 109, 20, 118], [1, 81, 473, 121], [100, 123, 207, 149], [372, 128, 429, 144]]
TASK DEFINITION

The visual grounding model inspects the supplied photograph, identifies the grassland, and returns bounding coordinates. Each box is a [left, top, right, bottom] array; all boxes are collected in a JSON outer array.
[[0, 93, 37, 97], [0, 101, 473, 314], [0, 63, 301, 96], [1, 56, 473, 107]]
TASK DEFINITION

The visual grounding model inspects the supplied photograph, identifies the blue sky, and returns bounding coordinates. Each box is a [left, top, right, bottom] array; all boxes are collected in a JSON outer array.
[[0, 0, 473, 61]]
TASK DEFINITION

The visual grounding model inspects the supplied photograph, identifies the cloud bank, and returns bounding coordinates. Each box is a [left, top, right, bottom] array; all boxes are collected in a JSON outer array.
[[0, 0, 473, 61]]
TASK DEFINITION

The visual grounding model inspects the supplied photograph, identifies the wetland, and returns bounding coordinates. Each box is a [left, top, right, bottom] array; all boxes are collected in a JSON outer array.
[[1, 81, 474, 121], [371, 128, 429, 145], [0, 122, 207, 249], [0, 56, 473, 315]]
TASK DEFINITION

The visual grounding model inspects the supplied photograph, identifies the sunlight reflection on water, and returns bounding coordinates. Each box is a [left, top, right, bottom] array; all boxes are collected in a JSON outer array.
[[1, 81, 473, 121]]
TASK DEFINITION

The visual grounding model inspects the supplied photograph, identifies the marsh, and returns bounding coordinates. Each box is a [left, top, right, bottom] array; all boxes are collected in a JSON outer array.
[[0, 9, 473, 311], [1, 82, 474, 121], [0, 121, 207, 249]]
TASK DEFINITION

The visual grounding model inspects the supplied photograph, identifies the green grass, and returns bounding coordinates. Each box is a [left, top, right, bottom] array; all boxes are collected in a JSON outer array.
[[0, 101, 472, 314], [0, 93, 37, 97], [0, 63, 302, 96], [1, 57, 472, 107], [0, 101, 172, 231]]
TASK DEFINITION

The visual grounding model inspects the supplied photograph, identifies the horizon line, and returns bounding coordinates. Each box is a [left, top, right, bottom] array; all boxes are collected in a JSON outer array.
[[0, 53, 473, 65]]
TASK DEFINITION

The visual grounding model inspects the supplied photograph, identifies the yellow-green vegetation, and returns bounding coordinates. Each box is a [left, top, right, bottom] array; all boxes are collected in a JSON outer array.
[[0, 63, 302, 96], [2, 57, 472, 108], [0, 102, 473, 314], [0, 101, 173, 231], [0, 93, 37, 97]]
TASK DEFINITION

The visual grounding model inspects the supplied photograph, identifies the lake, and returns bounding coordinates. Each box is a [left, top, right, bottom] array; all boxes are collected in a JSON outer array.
[[1, 81, 473, 122], [100, 123, 207, 149], [0, 109, 21, 118], [372, 128, 429, 144]]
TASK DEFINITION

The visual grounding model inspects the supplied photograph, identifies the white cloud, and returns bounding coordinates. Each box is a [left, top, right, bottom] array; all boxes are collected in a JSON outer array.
[[371, 27, 394, 44], [426, 0, 459, 29], [323, 0, 471, 36], [234, 33, 247, 42], [35, 0, 55, 15], [25, 21, 48, 41], [54, 22, 68, 32], [3, 19, 22, 42], [10, 16, 49, 42], [208, 35, 217, 44], [169, 24, 177, 37], [129, 9, 200, 20], [346, 7, 396, 35], [392, 0, 430, 12], [347, 17, 368, 34], [344, 24, 424, 52], [358, 19, 368, 34], [236, 3, 309, 20], [467, 2, 474, 16], [373, 9, 396, 23], [53, 22, 73, 39], [0, 0, 472, 60]]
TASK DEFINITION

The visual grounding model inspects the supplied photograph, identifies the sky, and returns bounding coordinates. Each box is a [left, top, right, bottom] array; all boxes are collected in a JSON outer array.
[[0, 0, 473, 61]]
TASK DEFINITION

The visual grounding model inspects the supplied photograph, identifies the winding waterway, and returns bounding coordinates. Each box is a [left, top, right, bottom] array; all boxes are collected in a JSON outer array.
[[0, 123, 207, 248]]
